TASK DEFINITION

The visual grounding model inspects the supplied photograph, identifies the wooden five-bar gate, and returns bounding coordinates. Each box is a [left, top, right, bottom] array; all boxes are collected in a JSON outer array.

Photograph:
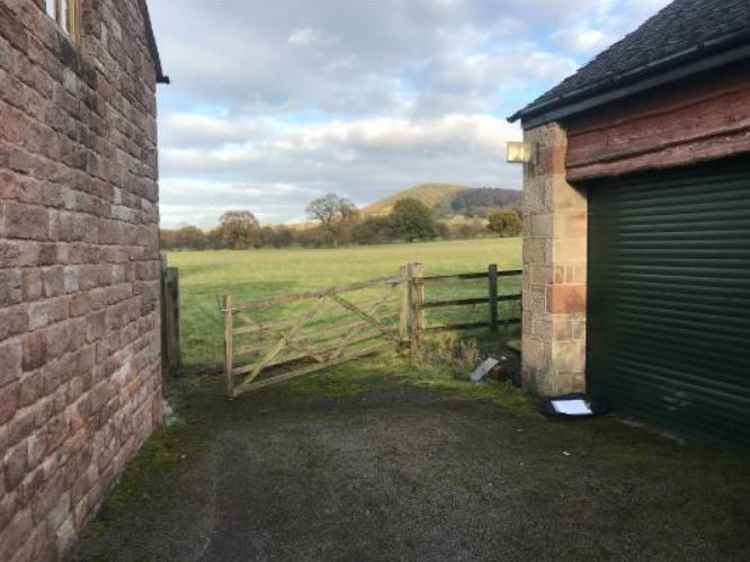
[[222, 263, 521, 398]]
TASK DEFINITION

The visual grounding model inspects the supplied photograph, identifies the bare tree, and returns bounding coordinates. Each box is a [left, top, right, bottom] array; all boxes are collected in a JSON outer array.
[[306, 193, 359, 246]]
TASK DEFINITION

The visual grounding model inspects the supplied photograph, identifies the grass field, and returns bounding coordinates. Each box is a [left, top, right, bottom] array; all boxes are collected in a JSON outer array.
[[168, 238, 522, 372]]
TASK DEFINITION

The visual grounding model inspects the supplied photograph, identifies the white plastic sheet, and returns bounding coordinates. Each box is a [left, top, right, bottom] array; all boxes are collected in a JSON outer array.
[[551, 399, 593, 416]]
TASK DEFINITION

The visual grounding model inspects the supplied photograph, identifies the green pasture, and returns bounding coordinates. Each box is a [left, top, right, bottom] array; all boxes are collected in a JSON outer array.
[[168, 238, 522, 372]]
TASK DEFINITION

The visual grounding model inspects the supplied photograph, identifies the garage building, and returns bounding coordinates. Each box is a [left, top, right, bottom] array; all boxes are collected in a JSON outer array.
[[509, 0, 750, 444]]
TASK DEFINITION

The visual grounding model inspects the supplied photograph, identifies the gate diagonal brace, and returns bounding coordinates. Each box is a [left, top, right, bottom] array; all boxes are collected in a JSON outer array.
[[330, 294, 401, 345], [233, 310, 326, 363], [243, 295, 330, 386], [283, 291, 393, 364], [285, 337, 327, 364], [328, 289, 395, 361]]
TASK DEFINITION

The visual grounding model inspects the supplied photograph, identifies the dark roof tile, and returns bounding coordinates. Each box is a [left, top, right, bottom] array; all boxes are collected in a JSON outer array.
[[510, 0, 750, 122]]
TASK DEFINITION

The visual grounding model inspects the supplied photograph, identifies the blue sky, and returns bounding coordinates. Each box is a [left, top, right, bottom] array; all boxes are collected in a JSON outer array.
[[149, 0, 671, 228]]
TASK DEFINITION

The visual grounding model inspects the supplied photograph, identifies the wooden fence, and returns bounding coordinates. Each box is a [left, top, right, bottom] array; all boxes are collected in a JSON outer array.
[[222, 263, 522, 397], [404, 263, 522, 356]]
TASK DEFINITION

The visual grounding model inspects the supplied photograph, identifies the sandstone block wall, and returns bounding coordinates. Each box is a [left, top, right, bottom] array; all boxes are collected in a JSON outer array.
[[0, 1, 162, 560], [521, 122, 587, 396]]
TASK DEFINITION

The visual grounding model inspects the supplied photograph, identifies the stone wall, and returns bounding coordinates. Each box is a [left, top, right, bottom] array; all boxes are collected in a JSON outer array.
[[521, 123, 587, 396], [0, 1, 162, 560]]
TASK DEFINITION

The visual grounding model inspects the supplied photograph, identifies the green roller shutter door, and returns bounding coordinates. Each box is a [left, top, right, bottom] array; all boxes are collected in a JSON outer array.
[[587, 156, 750, 445]]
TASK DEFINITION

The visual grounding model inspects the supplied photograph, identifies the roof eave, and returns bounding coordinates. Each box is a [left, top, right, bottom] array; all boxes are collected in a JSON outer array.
[[509, 28, 750, 127], [139, 0, 170, 85]]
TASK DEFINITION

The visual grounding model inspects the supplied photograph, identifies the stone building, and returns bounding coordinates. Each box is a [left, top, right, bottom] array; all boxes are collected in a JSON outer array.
[[510, 0, 750, 444], [0, 1, 168, 559]]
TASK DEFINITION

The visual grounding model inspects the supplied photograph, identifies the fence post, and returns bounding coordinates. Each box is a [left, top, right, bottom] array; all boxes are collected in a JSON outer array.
[[167, 268, 181, 366], [415, 263, 425, 334], [399, 265, 410, 349], [223, 295, 234, 398], [488, 264, 499, 333], [160, 254, 181, 375], [160, 255, 168, 374], [408, 263, 425, 358]]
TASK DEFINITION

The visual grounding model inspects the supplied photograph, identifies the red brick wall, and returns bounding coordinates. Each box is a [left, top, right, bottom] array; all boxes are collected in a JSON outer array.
[[0, 1, 162, 560], [565, 62, 750, 181]]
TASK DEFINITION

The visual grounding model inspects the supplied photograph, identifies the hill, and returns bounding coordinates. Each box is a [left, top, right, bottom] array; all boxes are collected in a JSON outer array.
[[363, 184, 469, 217], [363, 184, 522, 219]]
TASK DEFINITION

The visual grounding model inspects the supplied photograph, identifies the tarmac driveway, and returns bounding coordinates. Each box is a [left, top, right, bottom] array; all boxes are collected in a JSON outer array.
[[69, 377, 750, 562]]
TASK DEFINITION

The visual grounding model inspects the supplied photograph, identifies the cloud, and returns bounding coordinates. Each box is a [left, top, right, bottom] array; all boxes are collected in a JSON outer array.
[[149, 0, 596, 117], [288, 28, 335, 47], [159, 178, 319, 227], [148, 0, 675, 227], [552, 28, 609, 53], [549, 0, 672, 54], [158, 113, 522, 228]]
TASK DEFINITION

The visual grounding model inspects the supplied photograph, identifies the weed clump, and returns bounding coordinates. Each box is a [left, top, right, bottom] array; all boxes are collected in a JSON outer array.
[[415, 333, 481, 376]]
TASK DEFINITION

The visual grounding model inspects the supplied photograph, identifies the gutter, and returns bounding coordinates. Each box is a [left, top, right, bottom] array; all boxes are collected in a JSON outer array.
[[509, 27, 750, 128]]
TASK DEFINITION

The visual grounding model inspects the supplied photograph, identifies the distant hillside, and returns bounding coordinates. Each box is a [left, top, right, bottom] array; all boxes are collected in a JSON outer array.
[[363, 184, 521, 219], [437, 187, 521, 218], [363, 184, 469, 217]]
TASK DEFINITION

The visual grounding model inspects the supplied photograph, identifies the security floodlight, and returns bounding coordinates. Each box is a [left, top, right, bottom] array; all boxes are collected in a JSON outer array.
[[506, 142, 533, 164]]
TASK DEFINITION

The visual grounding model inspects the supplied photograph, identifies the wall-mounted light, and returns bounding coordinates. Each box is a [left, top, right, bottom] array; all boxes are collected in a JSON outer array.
[[506, 142, 534, 164]]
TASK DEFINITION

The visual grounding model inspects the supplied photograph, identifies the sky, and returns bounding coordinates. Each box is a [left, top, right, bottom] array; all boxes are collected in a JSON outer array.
[[148, 0, 671, 229]]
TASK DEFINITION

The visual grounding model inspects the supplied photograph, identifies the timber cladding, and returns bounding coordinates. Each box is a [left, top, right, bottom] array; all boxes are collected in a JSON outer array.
[[0, 1, 162, 560], [564, 61, 750, 182]]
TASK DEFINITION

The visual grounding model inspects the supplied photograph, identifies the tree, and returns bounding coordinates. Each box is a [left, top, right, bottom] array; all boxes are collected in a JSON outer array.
[[271, 226, 296, 248], [306, 193, 359, 246], [175, 226, 208, 250], [259, 226, 276, 248], [214, 210, 261, 250], [160, 226, 210, 250], [435, 222, 452, 240], [298, 226, 325, 248], [160, 229, 177, 250], [352, 216, 393, 245], [447, 188, 521, 217], [389, 198, 436, 242], [205, 229, 229, 250], [487, 209, 522, 238]]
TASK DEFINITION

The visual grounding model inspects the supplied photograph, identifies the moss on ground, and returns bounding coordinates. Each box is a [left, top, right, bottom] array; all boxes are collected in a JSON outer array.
[[90, 377, 219, 536]]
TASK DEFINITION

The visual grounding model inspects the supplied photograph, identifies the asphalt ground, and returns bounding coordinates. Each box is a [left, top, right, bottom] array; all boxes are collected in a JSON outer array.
[[69, 377, 750, 562]]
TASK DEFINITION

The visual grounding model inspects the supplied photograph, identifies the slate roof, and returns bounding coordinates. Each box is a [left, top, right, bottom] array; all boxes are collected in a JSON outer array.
[[509, 0, 750, 123]]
